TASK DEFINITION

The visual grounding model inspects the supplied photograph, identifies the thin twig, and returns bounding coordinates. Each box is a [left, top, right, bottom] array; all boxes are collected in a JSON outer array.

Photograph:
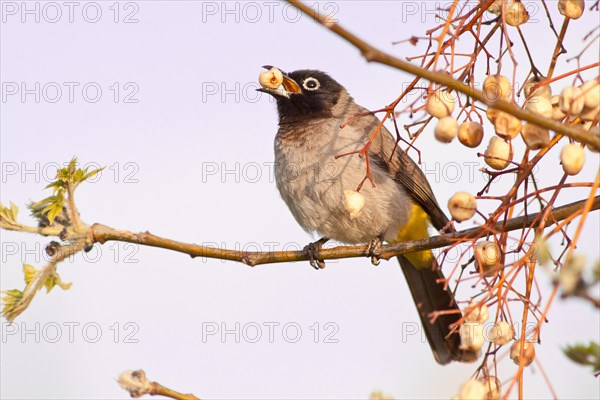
[[285, 0, 599, 149]]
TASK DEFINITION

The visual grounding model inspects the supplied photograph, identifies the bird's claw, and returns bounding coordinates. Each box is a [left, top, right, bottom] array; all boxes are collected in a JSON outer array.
[[367, 237, 383, 266], [304, 239, 327, 270], [440, 220, 456, 234]]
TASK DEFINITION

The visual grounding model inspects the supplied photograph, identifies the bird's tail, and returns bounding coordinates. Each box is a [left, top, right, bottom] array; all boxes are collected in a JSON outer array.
[[398, 255, 479, 364]]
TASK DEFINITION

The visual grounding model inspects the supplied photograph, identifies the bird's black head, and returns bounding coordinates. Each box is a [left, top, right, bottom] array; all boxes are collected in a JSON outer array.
[[258, 67, 346, 125]]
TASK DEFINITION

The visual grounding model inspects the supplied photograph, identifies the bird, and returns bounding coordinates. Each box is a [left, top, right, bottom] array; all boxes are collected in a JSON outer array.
[[258, 66, 477, 364]]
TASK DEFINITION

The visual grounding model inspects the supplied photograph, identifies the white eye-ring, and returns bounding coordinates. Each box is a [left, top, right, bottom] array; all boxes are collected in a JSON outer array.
[[302, 77, 320, 91]]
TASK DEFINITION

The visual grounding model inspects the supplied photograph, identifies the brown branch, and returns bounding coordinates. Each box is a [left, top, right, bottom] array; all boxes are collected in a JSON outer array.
[[547, 17, 570, 80], [118, 369, 200, 400], [89, 197, 600, 267], [285, 0, 600, 149]]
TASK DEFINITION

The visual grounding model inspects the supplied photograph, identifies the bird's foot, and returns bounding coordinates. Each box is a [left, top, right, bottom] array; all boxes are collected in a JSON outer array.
[[304, 237, 329, 270], [440, 220, 456, 234], [367, 237, 383, 266]]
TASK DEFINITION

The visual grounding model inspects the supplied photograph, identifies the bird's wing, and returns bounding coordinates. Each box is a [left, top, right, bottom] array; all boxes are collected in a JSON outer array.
[[352, 113, 450, 231]]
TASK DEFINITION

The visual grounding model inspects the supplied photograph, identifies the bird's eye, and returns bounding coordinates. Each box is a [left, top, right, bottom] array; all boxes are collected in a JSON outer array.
[[302, 77, 320, 91]]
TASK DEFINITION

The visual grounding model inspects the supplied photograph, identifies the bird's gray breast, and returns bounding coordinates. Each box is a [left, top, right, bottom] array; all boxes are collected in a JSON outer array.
[[274, 119, 412, 244]]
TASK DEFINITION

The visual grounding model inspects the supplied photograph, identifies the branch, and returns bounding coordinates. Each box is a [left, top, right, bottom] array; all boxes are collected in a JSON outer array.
[[84, 196, 599, 266], [4, 198, 596, 269], [118, 370, 200, 400], [286, 0, 600, 149]]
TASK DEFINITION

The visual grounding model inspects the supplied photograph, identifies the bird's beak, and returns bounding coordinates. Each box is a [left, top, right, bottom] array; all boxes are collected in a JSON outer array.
[[257, 65, 301, 99]]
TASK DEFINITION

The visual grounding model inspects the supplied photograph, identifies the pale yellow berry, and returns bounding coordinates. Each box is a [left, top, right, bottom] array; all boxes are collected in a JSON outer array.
[[343, 190, 365, 219], [435, 116, 458, 143], [521, 123, 550, 150], [558, 0, 585, 19], [532, 233, 551, 265], [579, 105, 599, 121], [457, 380, 487, 400], [510, 340, 536, 366], [558, 254, 586, 294], [459, 322, 485, 352], [560, 144, 585, 175], [475, 241, 500, 276], [369, 391, 394, 400], [505, 1, 530, 26], [525, 96, 553, 118], [448, 192, 477, 222], [551, 95, 566, 120], [580, 80, 599, 109], [486, 107, 500, 124], [465, 303, 489, 323], [483, 0, 503, 15], [118, 370, 152, 397], [458, 121, 484, 148], [494, 111, 522, 140], [483, 75, 512, 102], [426, 91, 456, 118], [478, 376, 501, 400], [524, 76, 552, 99], [484, 137, 512, 170], [258, 67, 283, 89], [489, 321, 515, 345], [559, 86, 585, 115], [578, 81, 600, 121]]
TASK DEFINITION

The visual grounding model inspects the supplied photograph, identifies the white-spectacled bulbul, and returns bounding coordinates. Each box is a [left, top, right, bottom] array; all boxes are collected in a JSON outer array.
[[258, 67, 477, 364]]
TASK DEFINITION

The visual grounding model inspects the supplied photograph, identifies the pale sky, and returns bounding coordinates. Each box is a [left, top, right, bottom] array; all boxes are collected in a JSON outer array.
[[1, 1, 599, 399]]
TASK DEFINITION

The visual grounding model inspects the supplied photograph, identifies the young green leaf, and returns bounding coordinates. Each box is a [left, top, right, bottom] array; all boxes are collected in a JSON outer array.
[[563, 342, 600, 372], [23, 264, 39, 286], [44, 271, 72, 293], [0, 202, 19, 225], [1, 289, 24, 322], [83, 167, 103, 182]]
